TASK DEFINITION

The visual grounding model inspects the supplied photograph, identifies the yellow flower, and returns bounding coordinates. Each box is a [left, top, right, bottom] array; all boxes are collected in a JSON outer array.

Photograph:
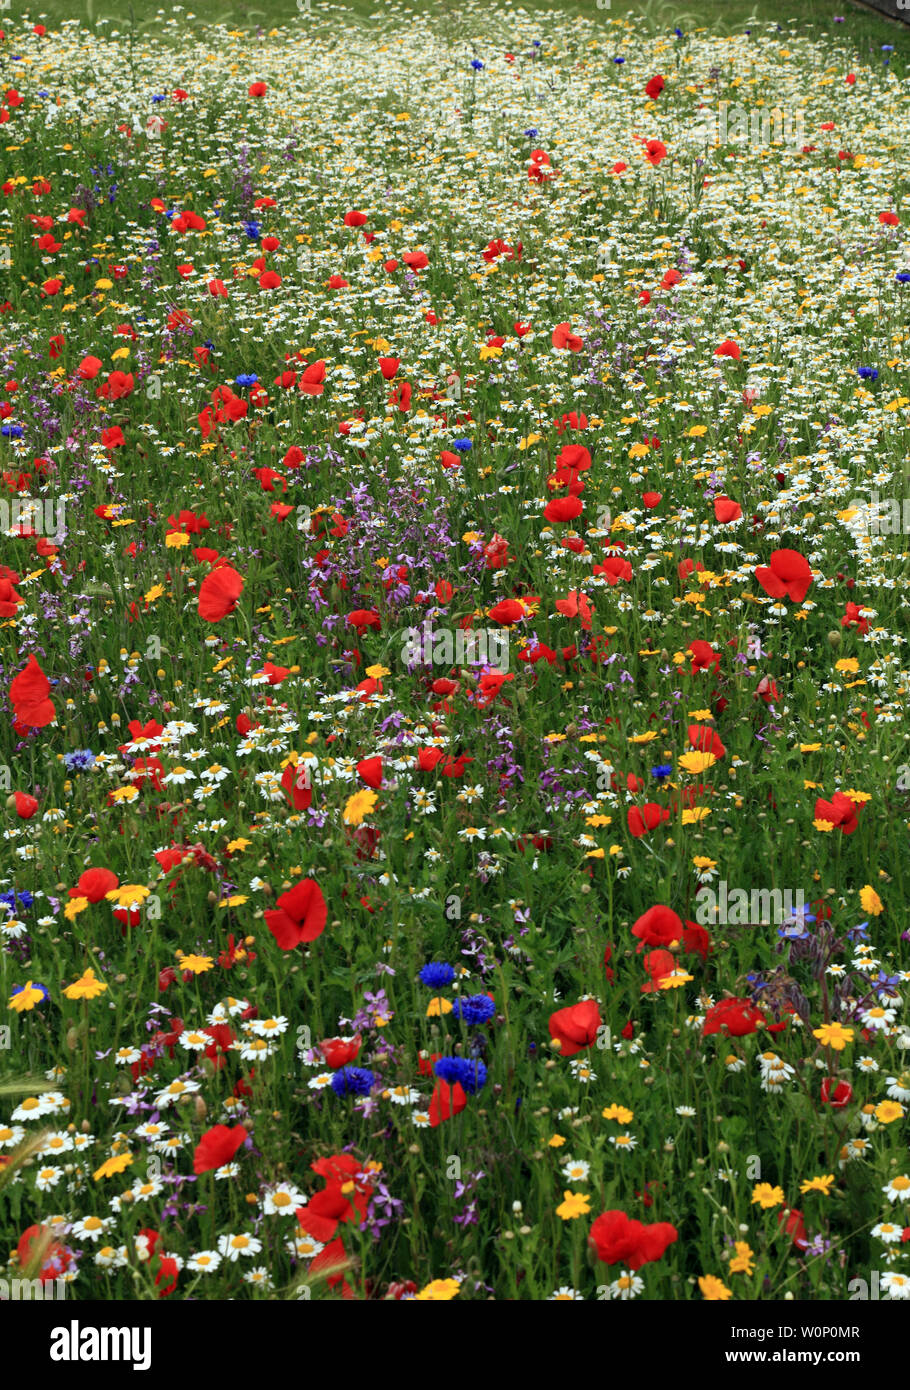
[[425, 996, 453, 1017], [699, 1274, 733, 1300], [165, 530, 191, 549], [547, 1134, 567, 1148], [226, 838, 251, 854], [93, 1151, 134, 1182], [874, 1101, 904, 1125], [800, 1174, 835, 1195], [687, 424, 709, 438], [834, 658, 859, 673], [63, 968, 108, 1001], [678, 750, 717, 775], [8, 982, 47, 1013], [602, 1104, 634, 1123], [628, 441, 651, 458], [343, 788, 378, 826], [800, 743, 823, 753], [859, 885, 884, 916], [751, 1183, 785, 1209], [812, 1022, 853, 1051], [729, 1241, 755, 1275], [105, 884, 150, 909], [556, 1190, 592, 1221], [64, 896, 89, 922], [413, 1278, 460, 1301], [176, 953, 214, 975]]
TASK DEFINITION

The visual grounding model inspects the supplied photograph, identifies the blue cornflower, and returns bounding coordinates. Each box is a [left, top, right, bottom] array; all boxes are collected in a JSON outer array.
[[63, 750, 96, 772], [674, 28, 683, 37], [0, 890, 33, 911], [524, 128, 539, 140], [532, 39, 541, 47], [151, 93, 167, 103], [613, 56, 625, 64], [434, 1056, 488, 1094], [234, 373, 258, 388], [896, 273, 910, 284], [330, 1066, 375, 1097], [470, 59, 484, 71], [650, 763, 672, 781], [857, 367, 878, 381], [453, 438, 472, 452], [243, 220, 261, 240], [451, 994, 496, 1026], [0, 425, 23, 439], [419, 962, 456, 987]]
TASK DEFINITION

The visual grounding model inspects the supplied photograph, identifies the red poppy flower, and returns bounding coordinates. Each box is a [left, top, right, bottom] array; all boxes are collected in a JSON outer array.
[[820, 1078, 852, 1109], [548, 999, 601, 1057], [688, 724, 725, 758], [640, 948, 676, 992], [71, 868, 119, 902], [281, 760, 312, 811], [714, 495, 742, 523], [320, 1035, 363, 1068], [814, 791, 861, 835], [248, 81, 267, 97], [645, 139, 667, 165], [631, 905, 683, 951], [192, 1123, 247, 1174], [9, 654, 55, 728], [488, 598, 525, 625], [627, 803, 671, 838], [551, 321, 583, 351], [356, 756, 383, 789], [197, 563, 243, 622], [14, 790, 38, 819], [264, 877, 327, 949], [589, 1209, 678, 1269], [754, 548, 812, 603], [714, 339, 741, 359], [645, 75, 665, 99], [429, 1078, 468, 1127], [703, 997, 765, 1037], [298, 360, 326, 395]]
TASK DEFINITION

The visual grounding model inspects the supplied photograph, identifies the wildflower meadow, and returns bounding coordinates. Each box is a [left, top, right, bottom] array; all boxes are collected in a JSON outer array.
[[2, 0, 910, 1321]]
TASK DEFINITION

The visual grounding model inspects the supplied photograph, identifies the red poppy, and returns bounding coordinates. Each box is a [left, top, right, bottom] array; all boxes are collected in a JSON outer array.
[[820, 1078, 852, 1109], [544, 495, 583, 524], [298, 360, 327, 395], [631, 905, 683, 951], [320, 1035, 362, 1068], [356, 756, 383, 789], [814, 791, 861, 836], [429, 1078, 468, 1126], [71, 867, 119, 902], [344, 210, 367, 226], [645, 139, 667, 165], [714, 339, 741, 359], [589, 1209, 678, 1269], [192, 1123, 247, 1174], [264, 877, 327, 949], [198, 563, 243, 622], [9, 654, 56, 728], [488, 598, 526, 625], [703, 997, 765, 1037], [754, 548, 812, 603], [14, 790, 38, 819], [17, 1224, 72, 1282], [688, 724, 725, 758], [248, 81, 267, 97], [640, 948, 676, 992], [714, 495, 742, 523], [645, 75, 665, 99], [281, 760, 312, 811], [548, 999, 601, 1057], [551, 322, 583, 351], [627, 803, 670, 838]]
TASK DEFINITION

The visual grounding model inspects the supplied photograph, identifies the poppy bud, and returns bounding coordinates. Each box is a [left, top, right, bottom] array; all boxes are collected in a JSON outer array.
[[827, 630, 842, 647], [194, 1095, 207, 1119]]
